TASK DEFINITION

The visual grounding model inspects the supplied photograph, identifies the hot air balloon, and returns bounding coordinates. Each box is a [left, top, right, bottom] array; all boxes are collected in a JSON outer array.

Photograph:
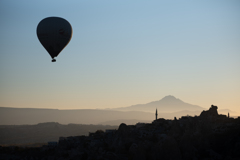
[[37, 17, 72, 62]]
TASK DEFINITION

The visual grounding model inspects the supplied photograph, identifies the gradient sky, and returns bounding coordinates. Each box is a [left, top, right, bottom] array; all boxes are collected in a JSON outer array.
[[0, 0, 239, 113]]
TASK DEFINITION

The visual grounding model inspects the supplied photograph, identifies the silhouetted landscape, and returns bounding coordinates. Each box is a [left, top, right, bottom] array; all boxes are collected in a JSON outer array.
[[1, 0, 239, 159], [0, 105, 240, 160], [0, 123, 117, 146], [1, 96, 238, 126]]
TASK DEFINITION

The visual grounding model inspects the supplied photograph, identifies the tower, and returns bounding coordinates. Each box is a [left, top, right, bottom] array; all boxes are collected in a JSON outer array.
[[155, 108, 158, 120]]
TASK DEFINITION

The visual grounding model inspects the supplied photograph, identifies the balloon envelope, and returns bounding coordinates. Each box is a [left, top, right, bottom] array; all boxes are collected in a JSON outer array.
[[37, 17, 72, 61]]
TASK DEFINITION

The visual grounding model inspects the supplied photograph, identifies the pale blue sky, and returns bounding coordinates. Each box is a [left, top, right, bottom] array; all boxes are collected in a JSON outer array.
[[0, 0, 240, 112]]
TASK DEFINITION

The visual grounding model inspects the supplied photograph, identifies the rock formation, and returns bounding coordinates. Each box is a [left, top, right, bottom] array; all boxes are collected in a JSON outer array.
[[200, 104, 218, 118]]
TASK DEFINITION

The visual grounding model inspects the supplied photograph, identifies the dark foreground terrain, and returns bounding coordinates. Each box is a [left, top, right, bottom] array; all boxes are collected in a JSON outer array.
[[0, 105, 240, 160], [0, 123, 117, 145]]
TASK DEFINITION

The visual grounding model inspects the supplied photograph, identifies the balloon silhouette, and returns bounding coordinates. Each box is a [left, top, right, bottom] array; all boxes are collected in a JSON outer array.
[[37, 17, 72, 62]]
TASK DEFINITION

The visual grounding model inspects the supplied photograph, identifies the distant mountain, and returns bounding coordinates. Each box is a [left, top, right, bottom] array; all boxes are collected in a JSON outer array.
[[1, 96, 237, 125], [0, 106, 203, 125], [98, 119, 152, 126], [0, 107, 154, 125], [111, 95, 205, 113]]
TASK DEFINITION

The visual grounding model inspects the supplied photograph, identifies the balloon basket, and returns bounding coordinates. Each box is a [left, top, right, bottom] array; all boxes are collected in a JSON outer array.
[[52, 59, 56, 62]]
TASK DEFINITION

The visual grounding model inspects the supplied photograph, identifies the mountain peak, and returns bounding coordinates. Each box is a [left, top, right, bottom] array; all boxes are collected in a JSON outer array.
[[162, 95, 176, 99], [161, 95, 179, 101], [158, 95, 185, 105], [112, 95, 204, 113]]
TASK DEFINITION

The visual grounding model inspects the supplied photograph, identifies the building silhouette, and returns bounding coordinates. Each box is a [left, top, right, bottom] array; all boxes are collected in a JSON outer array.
[[155, 108, 158, 120]]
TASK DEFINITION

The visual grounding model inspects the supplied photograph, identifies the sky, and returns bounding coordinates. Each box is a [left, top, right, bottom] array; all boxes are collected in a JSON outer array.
[[0, 0, 239, 113]]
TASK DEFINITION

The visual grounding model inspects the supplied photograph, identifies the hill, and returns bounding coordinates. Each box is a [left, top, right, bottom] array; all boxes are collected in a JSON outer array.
[[0, 107, 204, 125], [111, 95, 205, 113], [1, 95, 238, 125], [0, 107, 154, 125], [1, 105, 240, 159], [0, 122, 117, 145]]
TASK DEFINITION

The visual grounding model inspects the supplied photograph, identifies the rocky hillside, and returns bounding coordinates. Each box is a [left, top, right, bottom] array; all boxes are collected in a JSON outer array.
[[1, 105, 240, 160]]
